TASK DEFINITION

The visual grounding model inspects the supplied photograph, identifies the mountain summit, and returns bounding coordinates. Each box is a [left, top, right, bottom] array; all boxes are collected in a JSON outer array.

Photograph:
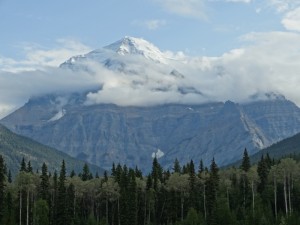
[[60, 36, 169, 70], [104, 36, 167, 63]]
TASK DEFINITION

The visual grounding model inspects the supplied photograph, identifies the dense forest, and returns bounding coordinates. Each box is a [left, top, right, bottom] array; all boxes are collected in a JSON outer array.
[[0, 149, 300, 225]]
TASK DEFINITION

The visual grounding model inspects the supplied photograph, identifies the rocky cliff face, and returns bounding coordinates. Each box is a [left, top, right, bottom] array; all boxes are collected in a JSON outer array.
[[2, 93, 300, 172], [3, 37, 300, 171]]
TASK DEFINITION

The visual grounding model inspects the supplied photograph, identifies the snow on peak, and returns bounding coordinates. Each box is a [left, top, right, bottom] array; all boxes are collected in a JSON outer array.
[[104, 36, 167, 64]]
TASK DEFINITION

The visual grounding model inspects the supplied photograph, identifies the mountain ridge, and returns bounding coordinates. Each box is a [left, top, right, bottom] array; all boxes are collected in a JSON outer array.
[[0, 123, 104, 176]]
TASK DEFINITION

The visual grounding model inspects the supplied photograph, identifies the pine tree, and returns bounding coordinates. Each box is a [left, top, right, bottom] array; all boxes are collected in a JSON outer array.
[[81, 163, 91, 181], [39, 163, 49, 201], [151, 157, 162, 191], [198, 159, 204, 175], [57, 160, 67, 225], [34, 199, 49, 225], [50, 171, 58, 225], [188, 160, 197, 208], [111, 163, 116, 177], [69, 170, 76, 178], [241, 148, 251, 172], [206, 158, 219, 225], [0, 155, 5, 223], [7, 170, 12, 183], [66, 183, 75, 225], [26, 161, 33, 173], [104, 171, 108, 182], [257, 155, 269, 194], [20, 157, 26, 172], [173, 158, 181, 173]]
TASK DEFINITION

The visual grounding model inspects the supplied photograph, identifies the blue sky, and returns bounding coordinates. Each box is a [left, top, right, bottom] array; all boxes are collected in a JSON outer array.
[[1, 0, 300, 118], [0, 0, 290, 58]]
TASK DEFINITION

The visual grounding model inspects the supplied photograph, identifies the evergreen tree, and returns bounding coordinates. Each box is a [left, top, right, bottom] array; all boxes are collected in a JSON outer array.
[[69, 170, 76, 178], [20, 157, 26, 172], [39, 163, 49, 201], [111, 163, 116, 177], [173, 158, 181, 173], [66, 183, 75, 225], [0, 155, 5, 223], [257, 155, 269, 194], [198, 159, 204, 175], [34, 199, 49, 225], [188, 160, 197, 208], [7, 170, 12, 183], [56, 160, 67, 225], [241, 148, 251, 172], [2, 190, 15, 225], [26, 161, 33, 173], [50, 171, 58, 225], [127, 169, 137, 225], [81, 163, 91, 181], [206, 158, 219, 225], [151, 157, 162, 191], [104, 171, 108, 182]]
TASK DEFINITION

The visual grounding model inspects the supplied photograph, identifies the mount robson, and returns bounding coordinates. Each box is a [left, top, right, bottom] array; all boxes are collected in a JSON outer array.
[[2, 37, 300, 172]]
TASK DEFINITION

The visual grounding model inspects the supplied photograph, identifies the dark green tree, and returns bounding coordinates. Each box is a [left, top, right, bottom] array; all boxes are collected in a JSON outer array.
[[206, 158, 219, 225], [57, 160, 67, 225], [81, 163, 91, 181], [0, 155, 5, 223], [20, 157, 26, 172], [198, 159, 204, 175], [34, 199, 49, 225], [39, 163, 50, 201], [173, 158, 181, 173], [257, 155, 269, 194], [27, 161, 33, 173], [241, 148, 251, 172]]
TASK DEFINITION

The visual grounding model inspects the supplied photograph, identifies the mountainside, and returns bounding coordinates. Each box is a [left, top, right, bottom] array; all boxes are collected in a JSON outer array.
[[2, 36, 300, 172], [0, 124, 103, 176], [2, 94, 300, 172], [250, 131, 300, 164]]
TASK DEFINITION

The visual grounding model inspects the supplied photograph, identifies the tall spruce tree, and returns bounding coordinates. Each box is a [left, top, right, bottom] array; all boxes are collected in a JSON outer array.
[[241, 148, 251, 172], [39, 163, 49, 201], [0, 155, 5, 223], [173, 158, 181, 173], [206, 158, 219, 225], [20, 157, 26, 172], [57, 160, 67, 225]]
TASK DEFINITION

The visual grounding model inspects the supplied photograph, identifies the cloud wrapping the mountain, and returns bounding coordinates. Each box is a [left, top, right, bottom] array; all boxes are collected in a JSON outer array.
[[2, 32, 300, 118]]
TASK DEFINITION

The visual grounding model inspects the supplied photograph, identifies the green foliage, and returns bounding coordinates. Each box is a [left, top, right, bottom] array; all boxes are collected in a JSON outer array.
[[2, 146, 300, 225], [241, 148, 251, 172], [34, 199, 49, 225]]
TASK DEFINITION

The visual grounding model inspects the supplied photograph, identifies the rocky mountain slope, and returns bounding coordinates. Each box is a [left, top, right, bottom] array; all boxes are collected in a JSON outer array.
[[0, 124, 103, 176], [2, 37, 300, 172], [2, 94, 300, 172]]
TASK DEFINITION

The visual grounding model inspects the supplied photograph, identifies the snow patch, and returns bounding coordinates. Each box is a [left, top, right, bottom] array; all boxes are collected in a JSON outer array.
[[48, 109, 66, 122], [152, 149, 165, 159]]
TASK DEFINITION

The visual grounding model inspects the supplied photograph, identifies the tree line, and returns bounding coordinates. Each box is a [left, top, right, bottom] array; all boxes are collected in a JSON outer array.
[[0, 149, 300, 225]]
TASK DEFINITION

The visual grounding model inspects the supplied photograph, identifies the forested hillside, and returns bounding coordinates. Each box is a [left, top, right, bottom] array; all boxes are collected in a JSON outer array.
[[0, 124, 102, 176], [0, 149, 300, 225]]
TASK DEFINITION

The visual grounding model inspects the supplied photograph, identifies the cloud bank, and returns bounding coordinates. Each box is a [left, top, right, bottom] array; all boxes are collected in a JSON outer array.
[[2, 32, 300, 119]]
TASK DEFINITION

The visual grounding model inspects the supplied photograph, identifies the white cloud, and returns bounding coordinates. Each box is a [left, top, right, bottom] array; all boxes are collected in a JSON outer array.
[[145, 20, 167, 30], [2, 32, 300, 119], [266, 0, 300, 13], [225, 0, 251, 3], [282, 7, 300, 31], [132, 19, 167, 30], [154, 0, 206, 19], [0, 39, 91, 72]]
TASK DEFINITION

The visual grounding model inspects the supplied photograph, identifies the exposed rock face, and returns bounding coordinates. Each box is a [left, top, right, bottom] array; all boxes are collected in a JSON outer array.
[[3, 37, 300, 172], [2, 94, 300, 172]]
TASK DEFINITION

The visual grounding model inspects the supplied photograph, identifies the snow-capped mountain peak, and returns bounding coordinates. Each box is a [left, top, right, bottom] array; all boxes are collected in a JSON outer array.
[[104, 36, 167, 63]]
